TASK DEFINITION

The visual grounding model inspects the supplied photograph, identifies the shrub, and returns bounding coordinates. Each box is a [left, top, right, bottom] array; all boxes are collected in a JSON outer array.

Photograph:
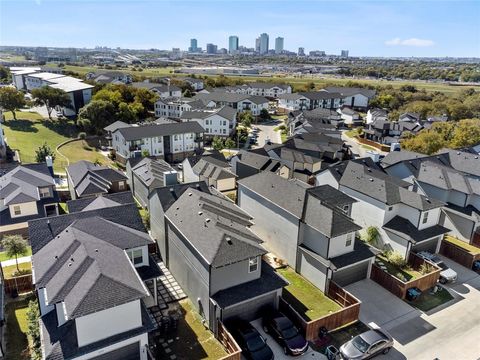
[[420, 263, 433, 275], [78, 132, 87, 140], [385, 250, 407, 268]]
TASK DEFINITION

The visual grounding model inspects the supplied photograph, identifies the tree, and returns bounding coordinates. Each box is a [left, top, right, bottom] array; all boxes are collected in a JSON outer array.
[[224, 138, 236, 149], [212, 136, 224, 150], [449, 119, 480, 148], [35, 142, 55, 163], [26, 299, 42, 360], [0, 65, 11, 83], [141, 149, 150, 157], [259, 108, 270, 121], [401, 130, 445, 155], [0, 87, 26, 120], [238, 111, 253, 128], [31, 86, 71, 119], [77, 100, 116, 134], [1, 235, 28, 273]]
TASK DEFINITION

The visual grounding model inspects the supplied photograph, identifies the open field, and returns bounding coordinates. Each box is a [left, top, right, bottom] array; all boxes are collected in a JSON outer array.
[[58, 139, 112, 168], [62, 64, 177, 78]]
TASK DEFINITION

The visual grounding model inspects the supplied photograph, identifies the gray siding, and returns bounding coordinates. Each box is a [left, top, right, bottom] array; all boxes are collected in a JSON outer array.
[[132, 174, 149, 209], [441, 209, 474, 241], [222, 290, 280, 322], [238, 185, 300, 267], [149, 193, 167, 259], [210, 257, 261, 295], [297, 248, 328, 292], [299, 223, 329, 259]]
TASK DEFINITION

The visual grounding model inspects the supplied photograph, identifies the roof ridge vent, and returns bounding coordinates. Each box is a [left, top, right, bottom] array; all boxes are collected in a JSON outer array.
[[198, 211, 203, 215]]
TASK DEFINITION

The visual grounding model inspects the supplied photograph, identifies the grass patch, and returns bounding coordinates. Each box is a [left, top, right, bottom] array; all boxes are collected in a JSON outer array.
[[273, 125, 288, 143], [0, 247, 32, 263], [277, 267, 341, 321], [361, 144, 377, 151], [444, 236, 480, 255], [5, 299, 30, 360], [2, 262, 32, 279], [58, 139, 112, 169], [344, 128, 362, 138], [408, 286, 454, 312], [376, 255, 422, 282], [58, 202, 68, 214]]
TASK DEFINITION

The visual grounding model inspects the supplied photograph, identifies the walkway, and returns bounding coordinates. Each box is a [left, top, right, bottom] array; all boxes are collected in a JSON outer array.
[[1, 255, 31, 267]]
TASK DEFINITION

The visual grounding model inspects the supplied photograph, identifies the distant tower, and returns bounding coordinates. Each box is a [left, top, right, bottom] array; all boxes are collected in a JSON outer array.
[[275, 37, 284, 54], [229, 36, 239, 54], [255, 37, 261, 53], [259, 33, 269, 55], [206, 43, 218, 54], [341, 50, 349, 57], [189, 39, 198, 52], [298, 47, 305, 56]]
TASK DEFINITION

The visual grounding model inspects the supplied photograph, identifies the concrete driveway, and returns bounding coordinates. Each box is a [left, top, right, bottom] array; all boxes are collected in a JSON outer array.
[[247, 319, 326, 360], [252, 120, 282, 148]]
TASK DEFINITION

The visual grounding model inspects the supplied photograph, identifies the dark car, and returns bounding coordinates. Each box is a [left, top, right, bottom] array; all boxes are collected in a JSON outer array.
[[230, 321, 274, 360], [339, 327, 393, 360], [262, 312, 308, 356]]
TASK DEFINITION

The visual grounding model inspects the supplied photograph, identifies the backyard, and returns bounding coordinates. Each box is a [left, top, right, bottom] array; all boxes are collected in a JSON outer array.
[[5, 298, 30, 360], [0, 246, 32, 262], [57, 139, 113, 167], [2, 262, 32, 279], [376, 254, 423, 282], [444, 235, 480, 255], [277, 267, 341, 321]]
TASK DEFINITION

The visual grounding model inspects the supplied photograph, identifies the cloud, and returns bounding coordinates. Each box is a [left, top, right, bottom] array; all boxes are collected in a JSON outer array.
[[385, 38, 434, 47]]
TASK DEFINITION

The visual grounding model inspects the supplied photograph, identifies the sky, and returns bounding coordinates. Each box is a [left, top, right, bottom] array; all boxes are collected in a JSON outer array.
[[0, 0, 479, 57]]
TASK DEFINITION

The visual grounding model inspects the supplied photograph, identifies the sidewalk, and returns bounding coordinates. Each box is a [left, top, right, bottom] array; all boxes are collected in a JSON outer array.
[[1, 256, 31, 267]]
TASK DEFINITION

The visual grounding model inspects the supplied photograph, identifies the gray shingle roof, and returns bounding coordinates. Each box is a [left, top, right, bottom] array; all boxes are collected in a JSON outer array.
[[383, 216, 450, 243], [67, 191, 135, 213], [132, 157, 176, 187], [165, 189, 266, 267], [115, 121, 205, 141], [324, 87, 376, 99], [192, 157, 236, 181], [149, 181, 212, 212], [380, 150, 427, 167], [300, 91, 344, 100]]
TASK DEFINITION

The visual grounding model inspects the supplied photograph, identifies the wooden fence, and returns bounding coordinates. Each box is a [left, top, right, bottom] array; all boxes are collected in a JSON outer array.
[[279, 282, 360, 341], [217, 321, 241, 360], [370, 253, 441, 299], [472, 231, 480, 249], [440, 240, 480, 270], [355, 136, 391, 152], [3, 274, 33, 295]]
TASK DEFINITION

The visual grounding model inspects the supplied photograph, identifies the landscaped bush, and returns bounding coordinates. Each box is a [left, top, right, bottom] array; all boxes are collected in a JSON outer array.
[[385, 250, 407, 268], [420, 263, 434, 275]]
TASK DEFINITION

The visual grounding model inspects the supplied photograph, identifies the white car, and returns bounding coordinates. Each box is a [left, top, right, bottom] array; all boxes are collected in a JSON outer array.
[[416, 251, 457, 283]]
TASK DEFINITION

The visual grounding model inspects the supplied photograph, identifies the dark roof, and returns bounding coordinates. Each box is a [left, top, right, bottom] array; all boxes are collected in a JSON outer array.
[[115, 121, 205, 141], [131, 157, 176, 187], [28, 203, 145, 253], [0, 196, 59, 226], [300, 91, 344, 100], [131, 82, 181, 93], [383, 216, 450, 243], [192, 158, 236, 181], [324, 87, 376, 99], [381, 150, 427, 167], [67, 191, 135, 213], [165, 189, 266, 267], [307, 185, 357, 209], [149, 181, 212, 212], [211, 262, 287, 308], [137, 255, 164, 281], [41, 300, 155, 360], [103, 120, 130, 133], [330, 239, 377, 269]]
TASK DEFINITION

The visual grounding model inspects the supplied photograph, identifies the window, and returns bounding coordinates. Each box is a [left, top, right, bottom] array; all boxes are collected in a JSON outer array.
[[342, 205, 349, 213], [13, 205, 21, 216], [248, 257, 258, 273], [388, 206, 393, 211], [346, 233, 353, 247], [127, 249, 143, 265], [39, 187, 50, 198], [422, 211, 429, 224], [118, 181, 125, 190]]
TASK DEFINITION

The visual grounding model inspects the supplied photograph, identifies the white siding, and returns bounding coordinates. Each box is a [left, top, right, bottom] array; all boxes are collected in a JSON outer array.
[[328, 233, 355, 258], [9, 201, 38, 218], [74, 333, 148, 360]]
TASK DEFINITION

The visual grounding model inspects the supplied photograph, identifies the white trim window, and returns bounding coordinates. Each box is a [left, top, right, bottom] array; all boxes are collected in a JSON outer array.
[[127, 249, 143, 265], [422, 211, 429, 224], [248, 256, 258, 273], [39, 187, 50, 198], [118, 181, 125, 191], [13, 205, 21, 216], [346, 233, 353, 247]]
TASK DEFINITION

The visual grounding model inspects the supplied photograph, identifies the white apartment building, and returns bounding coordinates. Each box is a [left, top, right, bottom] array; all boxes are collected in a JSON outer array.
[[180, 106, 237, 138]]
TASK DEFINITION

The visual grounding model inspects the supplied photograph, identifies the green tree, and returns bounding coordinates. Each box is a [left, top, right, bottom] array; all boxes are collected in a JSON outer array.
[[1, 235, 28, 273], [224, 138, 236, 149], [449, 119, 480, 148], [0, 65, 11, 83], [141, 149, 150, 157], [401, 130, 446, 155], [31, 86, 71, 119], [259, 108, 270, 121], [77, 100, 116, 134], [212, 136, 224, 150], [35, 142, 56, 163], [238, 111, 253, 128], [0, 87, 26, 120]]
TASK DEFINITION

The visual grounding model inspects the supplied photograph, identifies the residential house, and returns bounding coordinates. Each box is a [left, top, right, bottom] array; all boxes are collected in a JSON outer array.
[[0, 161, 58, 236], [231, 150, 289, 180], [324, 87, 376, 110], [337, 106, 361, 126], [192, 92, 269, 116], [179, 106, 237, 139], [299, 91, 344, 110], [182, 153, 236, 192], [10, 67, 41, 90], [287, 110, 341, 137], [149, 187, 286, 330], [29, 199, 160, 360], [237, 171, 375, 292], [399, 112, 421, 123], [111, 121, 204, 163], [104, 120, 131, 147], [363, 119, 402, 145], [183, 77, 204, 91], [66, 160, 128, 200], [126, 157, 178, 209], [66, 191, 137, 213], [224, 83, 292, 98], [277, 93, 310, 112], [86, 71, 133, 84], [131, 82, 182, 99], [154, 97, 215, 118], [365, 108, 388, 125], [316, 159, 449, 258], [381, 150, 480, 244]]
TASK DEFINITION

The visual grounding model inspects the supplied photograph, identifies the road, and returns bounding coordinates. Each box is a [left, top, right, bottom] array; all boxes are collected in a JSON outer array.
[[251, 120, 283, 149]]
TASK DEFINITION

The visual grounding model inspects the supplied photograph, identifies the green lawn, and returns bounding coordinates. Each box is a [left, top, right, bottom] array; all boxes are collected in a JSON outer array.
[[376, 255, 422, 282], [344, 128, 362, 138], [444, 236, 480, 255], [63, 64, 177, 78], [0, 247, 32, 263], [361, 144, 377, 151], [2, 111, 77, 171], [277, 267, 341, 321], [58, 139, 112, 168], [5, 299, 30, 360], [409, 287, 454, 312], [2, 262, 32, 279], [58, 202, 68, 214]]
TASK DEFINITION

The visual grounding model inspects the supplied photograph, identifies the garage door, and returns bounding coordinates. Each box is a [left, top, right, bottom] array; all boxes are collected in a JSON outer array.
[[412, 238, 439, 254], [91, 341, 140, 360], [222, 292, 277, 322], [332, 260, 370, 287]]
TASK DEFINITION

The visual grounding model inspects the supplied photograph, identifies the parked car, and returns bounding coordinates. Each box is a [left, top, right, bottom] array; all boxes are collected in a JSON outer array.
[[339, 326, 393, 359], [262, 311, 308, 356], [230, 320, 274, 360], [416, 251, 457, 284]]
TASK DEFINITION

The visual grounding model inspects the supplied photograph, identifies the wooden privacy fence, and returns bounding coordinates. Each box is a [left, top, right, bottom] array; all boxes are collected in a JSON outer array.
[[370, 253, 441, 299], [3, 274, 33, 295], [217, 321, 241, 360], [440, 240, 480, 270], [355, 136, 391, 152], [472, 231, 480, 248], [279, 283, 360, 341]]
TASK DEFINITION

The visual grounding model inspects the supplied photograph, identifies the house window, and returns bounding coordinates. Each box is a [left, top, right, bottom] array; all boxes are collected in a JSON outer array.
[[127, 249, 143, 265], [118, 181, 125, 190], [346, 233, 353, 247], [13, 205, 21, 216], [248, 257, 258, 273], [39, 187, 50, 198], [388, 206, 393, 211], [342, 205, 349, 213], [422, 212, 429, 224]]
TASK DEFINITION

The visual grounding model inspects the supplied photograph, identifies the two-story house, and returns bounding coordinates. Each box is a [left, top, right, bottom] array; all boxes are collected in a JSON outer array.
[[363, 119, 402, 145], [29, 197, 161, 360], [324, 87, 376, 110], [111, 121, 205, 163], [316, 159, 449, 258], [149, 186, 286, 331], [192, 93, 269, 116], [183, 77, 204, 91], [365, 108, 388, 125], [277, 93, 310, 112], [224, 83, 292, 98], [0, 161, 58, 236], [180, 106, 237, 139], [131, 82, 182, 99], [66, 160, 128, 200], [154, 97, 215, 118], [238, 171, 375, 292], [299, 91, 344, 110]]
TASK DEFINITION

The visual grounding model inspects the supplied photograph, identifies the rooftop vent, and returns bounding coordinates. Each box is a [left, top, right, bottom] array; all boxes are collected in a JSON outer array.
[[198, 211, 203, 216], [68, 263, 72, 267], [188, 192, 192, 196], [95, 249, 98, 253], [54, 255, 58, 260], [369, 178, 374, 182], [205, 218, 211, 223], [169, 188, 174, 192], [226, 236, 232, 245], [457, 152, 461, 155]]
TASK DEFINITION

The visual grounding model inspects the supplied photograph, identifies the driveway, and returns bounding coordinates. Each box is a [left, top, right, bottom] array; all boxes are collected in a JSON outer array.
[[252, 120, 282, 148], [248, 319, 326, 360], [341, 130, 388, 159]]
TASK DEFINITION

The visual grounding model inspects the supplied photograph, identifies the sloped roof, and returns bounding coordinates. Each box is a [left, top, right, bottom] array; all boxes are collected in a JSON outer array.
[[324, 86, 376, 99], [66, 191, 135, 213], [115, 121, 205, 141], [149, 181, 212, 212], [192, 157, 236, 181], [383, 216, 450, 243], [131, 157, 176, 187]]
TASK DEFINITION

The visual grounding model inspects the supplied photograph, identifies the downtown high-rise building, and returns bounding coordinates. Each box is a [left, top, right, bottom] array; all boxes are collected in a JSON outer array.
[[229, 35, 239, 54], [341, 50, 349, 57], [255, 37, 261, 53], [298, 47, 305, 56], [259, 33, 269, 55], [275, 37, 284, 54], [189, 38, 198, 52], [206, 43, 218, 54]]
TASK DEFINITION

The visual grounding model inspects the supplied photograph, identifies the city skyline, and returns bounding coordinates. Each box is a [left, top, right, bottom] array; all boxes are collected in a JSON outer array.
[[0, 1, 479, 57]]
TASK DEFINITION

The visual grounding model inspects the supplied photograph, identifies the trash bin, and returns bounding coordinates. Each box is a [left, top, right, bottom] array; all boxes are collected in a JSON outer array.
[[473, 260, 480, 272], [325, 345, 340, 360], [406, 287, 422, 301]]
